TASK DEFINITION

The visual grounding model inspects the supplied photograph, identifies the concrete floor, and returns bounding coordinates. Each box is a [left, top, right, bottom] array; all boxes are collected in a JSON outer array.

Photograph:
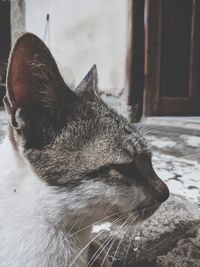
[[144, 116, 200, 130], [139, 119, 200, 205]]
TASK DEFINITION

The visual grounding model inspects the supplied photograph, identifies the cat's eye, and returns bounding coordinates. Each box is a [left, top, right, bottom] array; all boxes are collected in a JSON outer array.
[[85, 165, 111, 178], [111, 162, 143, 181]]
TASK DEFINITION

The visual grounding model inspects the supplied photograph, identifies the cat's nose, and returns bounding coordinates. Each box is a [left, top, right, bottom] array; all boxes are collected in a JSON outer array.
[[152, 177, 169, 203], [134, 155, 169, 203]]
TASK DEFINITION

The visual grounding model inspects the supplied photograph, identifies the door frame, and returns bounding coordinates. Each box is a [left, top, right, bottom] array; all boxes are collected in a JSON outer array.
[[143, 0, 200, 116], [126, 0, 145, 121]]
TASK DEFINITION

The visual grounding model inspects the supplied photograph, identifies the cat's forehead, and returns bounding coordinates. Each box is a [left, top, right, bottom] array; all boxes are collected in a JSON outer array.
[[53, 100, 150, 159]]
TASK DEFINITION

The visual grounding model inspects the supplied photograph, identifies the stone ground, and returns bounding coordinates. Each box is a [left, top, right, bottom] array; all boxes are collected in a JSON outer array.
[[0, 111, 199, 266], [94, 118, 200, 267], [143, 118, 200, 205]]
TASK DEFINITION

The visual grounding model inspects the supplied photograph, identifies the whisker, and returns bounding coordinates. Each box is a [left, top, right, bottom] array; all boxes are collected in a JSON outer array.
[[69, 231, 103, 267], [112, 214, 136, 263], [68, 212, 120, 238], [88, 234, 115, 267], [69, 214, 123, 267], [123, 238, 131, 266], [140, 127, 154, 137], [99, 215, 133, 267], [136, 117, 146, 132], [100, 234, 119, 267], [87, 215, 125, 267], [68, 215, 87, 235], [122, 217, 138, 267]]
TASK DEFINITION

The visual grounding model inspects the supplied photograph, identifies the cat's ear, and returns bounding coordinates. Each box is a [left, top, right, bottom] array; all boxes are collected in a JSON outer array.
[[5, 33, 78, 148], [75, 64, 100, 101], [5, 32, 77, 122]]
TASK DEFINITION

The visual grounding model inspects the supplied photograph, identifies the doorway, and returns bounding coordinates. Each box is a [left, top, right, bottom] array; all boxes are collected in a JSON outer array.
[[143, 0, 200, 116]]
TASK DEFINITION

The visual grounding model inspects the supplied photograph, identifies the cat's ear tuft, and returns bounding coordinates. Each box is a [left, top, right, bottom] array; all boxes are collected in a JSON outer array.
[[75, 64, 100, 100], [6, 32, 76, 111]]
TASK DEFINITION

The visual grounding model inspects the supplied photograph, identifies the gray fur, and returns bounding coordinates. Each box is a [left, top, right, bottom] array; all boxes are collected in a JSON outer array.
[[3, 33, 169, 266]]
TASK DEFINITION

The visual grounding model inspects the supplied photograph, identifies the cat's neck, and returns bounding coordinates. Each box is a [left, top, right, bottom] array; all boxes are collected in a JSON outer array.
[[0, 136, 91, 267]]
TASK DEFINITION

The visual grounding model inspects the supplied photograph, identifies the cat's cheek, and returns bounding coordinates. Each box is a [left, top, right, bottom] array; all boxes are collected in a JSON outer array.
[[113, 185, 147, 212]]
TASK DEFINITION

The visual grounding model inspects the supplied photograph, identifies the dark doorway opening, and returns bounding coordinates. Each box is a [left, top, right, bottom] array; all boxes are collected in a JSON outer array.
[[160, 0, 193, 98], [0, 0, 11, 105], [129, 0, 200, 119], [143, 0, 200, 116]]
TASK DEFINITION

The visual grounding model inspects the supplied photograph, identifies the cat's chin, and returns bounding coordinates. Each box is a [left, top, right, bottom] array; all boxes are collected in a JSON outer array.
[[107, 201, 160, 227], [134, 202, 161, 221], [117, 202, 161, 225]]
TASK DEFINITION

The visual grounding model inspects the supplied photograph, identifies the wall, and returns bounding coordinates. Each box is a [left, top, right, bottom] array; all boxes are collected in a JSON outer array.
[[10, 0, 25, 45], [24, 0, 130, 117]]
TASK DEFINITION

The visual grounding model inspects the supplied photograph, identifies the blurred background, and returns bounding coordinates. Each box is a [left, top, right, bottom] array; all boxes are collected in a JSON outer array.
[[1, 0, 200, 121]]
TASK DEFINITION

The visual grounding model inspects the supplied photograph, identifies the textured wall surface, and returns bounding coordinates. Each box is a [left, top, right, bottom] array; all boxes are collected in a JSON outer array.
[[25, 0, 129, 96], [9, 0, 132, 118], [10, 0, 25, 45]]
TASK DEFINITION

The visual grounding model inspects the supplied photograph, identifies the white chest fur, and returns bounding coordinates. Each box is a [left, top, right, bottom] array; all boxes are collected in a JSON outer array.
[[0, 137, 90, 267]]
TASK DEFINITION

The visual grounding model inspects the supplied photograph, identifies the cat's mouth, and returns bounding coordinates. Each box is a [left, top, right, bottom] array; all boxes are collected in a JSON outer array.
[[111, 201, 160, 224], [135, 202, 160, 221]]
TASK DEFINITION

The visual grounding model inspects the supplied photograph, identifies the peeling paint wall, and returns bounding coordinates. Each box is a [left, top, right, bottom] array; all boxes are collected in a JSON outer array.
[[25, 0, 129, 106]]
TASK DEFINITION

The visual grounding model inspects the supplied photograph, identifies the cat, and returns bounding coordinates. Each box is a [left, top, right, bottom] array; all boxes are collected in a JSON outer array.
[[0, 33, 169, 267]]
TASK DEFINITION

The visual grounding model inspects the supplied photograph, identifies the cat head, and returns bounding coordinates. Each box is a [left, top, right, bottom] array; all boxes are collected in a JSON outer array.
[[4, 33, 169, 224]]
